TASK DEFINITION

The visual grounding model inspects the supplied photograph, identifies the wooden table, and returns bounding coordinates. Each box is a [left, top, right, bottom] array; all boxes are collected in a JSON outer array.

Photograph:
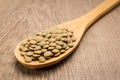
[[0, 0, 120, 80]]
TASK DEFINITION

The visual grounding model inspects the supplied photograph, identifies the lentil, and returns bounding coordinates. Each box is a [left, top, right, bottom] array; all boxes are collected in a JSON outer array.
[[19, 28, 76, 63]]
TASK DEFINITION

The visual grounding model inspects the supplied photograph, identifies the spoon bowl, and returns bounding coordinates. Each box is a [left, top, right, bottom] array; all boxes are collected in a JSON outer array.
[[14, 25, 82, 69], [14, 0, 120, 69]]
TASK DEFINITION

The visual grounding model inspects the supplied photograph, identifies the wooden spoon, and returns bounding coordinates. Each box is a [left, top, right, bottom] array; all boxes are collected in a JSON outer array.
[[14, 0, 120, 69]]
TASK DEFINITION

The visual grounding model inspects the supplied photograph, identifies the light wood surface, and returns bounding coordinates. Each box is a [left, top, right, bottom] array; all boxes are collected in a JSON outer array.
[[0, 0, 120, 80]]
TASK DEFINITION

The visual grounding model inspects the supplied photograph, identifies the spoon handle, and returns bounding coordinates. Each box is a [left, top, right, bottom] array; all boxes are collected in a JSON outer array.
[[79, 0, 120, 30]]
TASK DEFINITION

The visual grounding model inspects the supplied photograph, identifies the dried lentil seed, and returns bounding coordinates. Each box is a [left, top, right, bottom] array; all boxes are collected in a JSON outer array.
[[43, 45, 49, 48], [39, 56, 46, 62], [65, 46, 70, 50], [49, 43, 56, 47], [52, 49, 59, 53], [21, 52, 26, 56], [57, 41, 64, 46], [67, 32, 73, 37], [56, 36, 61, 41], [34, 50, 42, 54], [68, 42, 74, 47], [49, 38, 56, 42], [48, 47, 55, 50], [21, 47, 29, 52], [54, 53, 61, 57], [21, 40, 28, 45], [44, 38, 48, 41], [41, 32, 46, 37], [67, 37, 72, 43], [61, 38, 67, 42], [63, 43, 67, 49], [39, 41, 46, 46], [26, 52, 33, 56], [33, 54, 40, 57], [60, 50, 65, 53], [28, 47, 34, 50], [56, 45, 62, 50], [29, 40, 37, 45], [34, 46, 41, 50], [41, 49, 47, 53], [43, 51, 53, 57], [19, 45, 24, 51], [36, 37, 43, 42], [62, 33, 68, 37], [30, 45, 37, 48], [71, 37, 76, 42], [45, 34, 51, 38], [24, 56, 32, 63], [31, 57, 38, 61], [45, 41, 49, 45], [24, 44, 29, 47]]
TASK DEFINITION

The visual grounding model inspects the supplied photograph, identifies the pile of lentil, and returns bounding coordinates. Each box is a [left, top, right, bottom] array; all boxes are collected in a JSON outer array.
[[19, 28, 76, 63]]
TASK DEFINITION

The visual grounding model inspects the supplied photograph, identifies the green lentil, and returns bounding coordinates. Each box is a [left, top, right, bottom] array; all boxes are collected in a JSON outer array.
[[44, 38, 48, 41], [65, 46, 70, 50], [34, 50, 42, 54], [34, 46, 41, 50], [62, 33, 68, 37], [39, 56, 46, 62], [30, 45, 37, 48], [49, 38, 56, 42], [52, 49, 59, 53], [56, 45, 62, 50], [26, 52, 33, 56], [56, 36, 61, 41], [41, 49, 47, 53], [36, 37, 43, 42], [48, 47, 55, 50], [21, 52, 26, 56], [54, 53, 61, 57], [19, 28, 76, 63], [19, 45, 24, 51], [33, 54, 40, 57], [31, 57, 38, 61], [60, 50, 65, 53], [45, 34, 51, 38], [71, 37, 76, 42], [67, 32, 73, 37], [29, 40, 37, 45], [63, 43, 67, 49], [21, 40, 28, 45], [57, 41, 64, 46], [21, 47, 29, 52], [68, 42, 74, 47], [24, 44, 29, 47], [28, 47, 34, 50], [24, 56, 32, 63], [43, 51, 53, 57], [39, 41, 46, 46], [43, 45, 49, 48], [49, 43, 56, 47], [41, 32, 46, 37]]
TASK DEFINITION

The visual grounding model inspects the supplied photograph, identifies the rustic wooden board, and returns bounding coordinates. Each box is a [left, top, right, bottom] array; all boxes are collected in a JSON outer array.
[[0, 0, 120, 80]]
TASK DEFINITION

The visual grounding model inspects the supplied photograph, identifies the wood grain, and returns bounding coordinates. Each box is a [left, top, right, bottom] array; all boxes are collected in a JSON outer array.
[[0, 0, 120, 80]]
